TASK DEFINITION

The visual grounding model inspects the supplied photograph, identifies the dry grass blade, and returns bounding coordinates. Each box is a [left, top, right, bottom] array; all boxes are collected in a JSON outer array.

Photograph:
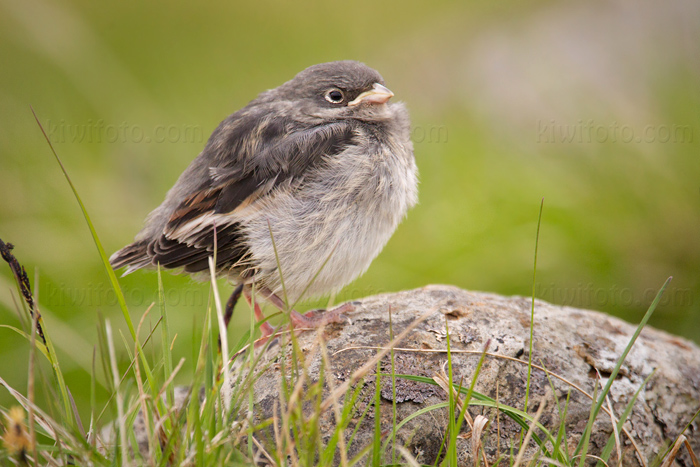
[[157, 358, 185, 402], [317, 327, 349, 467], [272, 399, 283, 464], [683, 437, 699, 467], [598, 371, 622, 465], [27, 299, 39, 467], [661, 435, 689, 467], [279, 359, 301, 467], [132, 358, 154, 463], [95, 304, 159, 426], [433, 369, 475, 431], [285, 345, 314, 412], [572, 454, 610, 466], [496, 381, 501, 459], [208, 256, 231, 407], [105, 320, 128, 466], [133, 300, 155, 460], [0, 377, 77, 445], [538, 457, 572, 467], [231, 416, 250, 448], [335, 345, 642, 460], [66, 388, 86, 438], [471, 415, 489, 467], [512, 389, 550, 467], [251, 435, 276, 465], [396, 445, 422, 467], [433, 367, 490, 467], [320, 307, 438, 412]]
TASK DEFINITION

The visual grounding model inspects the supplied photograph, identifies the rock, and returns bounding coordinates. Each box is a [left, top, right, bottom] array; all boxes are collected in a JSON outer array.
[[235, 285, 700, 466]]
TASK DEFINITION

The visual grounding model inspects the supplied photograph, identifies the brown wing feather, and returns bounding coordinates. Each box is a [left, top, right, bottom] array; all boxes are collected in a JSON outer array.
[[111, 118, 356, 276]]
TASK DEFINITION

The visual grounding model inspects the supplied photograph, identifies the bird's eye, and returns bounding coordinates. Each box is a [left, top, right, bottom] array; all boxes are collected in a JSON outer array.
[[324, 89, 345, 104]]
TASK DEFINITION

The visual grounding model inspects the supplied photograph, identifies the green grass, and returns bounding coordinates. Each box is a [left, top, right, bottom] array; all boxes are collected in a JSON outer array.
[[1, 149, 696, 465], [2, 260, 694, 466]]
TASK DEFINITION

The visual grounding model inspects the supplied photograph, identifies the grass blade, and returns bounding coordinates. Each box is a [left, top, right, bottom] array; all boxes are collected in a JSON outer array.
[[597, 369, 657, 466], [31, 106, 157, 390], [574, 276, 672, 459], [158, 266, 174, 408], [371, 356, 383, 466], [524, 198, 544, 416]]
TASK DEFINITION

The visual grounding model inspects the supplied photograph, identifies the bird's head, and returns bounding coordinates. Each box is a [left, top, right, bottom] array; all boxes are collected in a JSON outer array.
[[273, 61, 397, 122]]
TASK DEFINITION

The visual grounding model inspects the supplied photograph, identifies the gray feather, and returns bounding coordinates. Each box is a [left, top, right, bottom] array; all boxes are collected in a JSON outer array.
[[110, 60, 418, 303]]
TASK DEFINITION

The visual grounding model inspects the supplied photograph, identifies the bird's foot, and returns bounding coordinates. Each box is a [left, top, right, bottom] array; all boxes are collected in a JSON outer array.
[[239, 302, 356, 356], [242, 287, 277, 338], [289, 302, 355, 328]]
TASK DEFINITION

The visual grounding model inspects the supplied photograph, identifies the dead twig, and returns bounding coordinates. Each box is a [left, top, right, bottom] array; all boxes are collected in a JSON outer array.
[[0, 237, 46, 344]]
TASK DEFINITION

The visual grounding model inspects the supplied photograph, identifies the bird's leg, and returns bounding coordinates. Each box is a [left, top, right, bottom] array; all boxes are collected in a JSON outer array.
[[218, 283, 244, 352], [301, 302, 355, 320], [224, 283, 244, 330], [257, 286, 352, 328], [243, 286, 275, 338]]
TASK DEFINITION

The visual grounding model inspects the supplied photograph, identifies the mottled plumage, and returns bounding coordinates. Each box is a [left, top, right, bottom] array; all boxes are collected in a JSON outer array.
[[111, 61, 417, 318]]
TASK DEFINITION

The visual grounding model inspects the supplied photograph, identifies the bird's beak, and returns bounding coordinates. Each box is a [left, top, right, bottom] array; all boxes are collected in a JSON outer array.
[[347, 83, 394, 107]]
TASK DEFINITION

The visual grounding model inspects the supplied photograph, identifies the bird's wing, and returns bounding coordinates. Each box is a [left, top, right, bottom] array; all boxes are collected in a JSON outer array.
[[142, 119, 357, 274]]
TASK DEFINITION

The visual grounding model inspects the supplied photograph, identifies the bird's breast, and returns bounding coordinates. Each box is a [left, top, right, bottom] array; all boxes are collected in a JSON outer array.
[[237, 127, 417, 302]]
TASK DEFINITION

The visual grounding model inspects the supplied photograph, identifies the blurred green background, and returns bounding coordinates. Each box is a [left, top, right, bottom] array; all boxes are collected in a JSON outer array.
[[1, 0, 698, 419]]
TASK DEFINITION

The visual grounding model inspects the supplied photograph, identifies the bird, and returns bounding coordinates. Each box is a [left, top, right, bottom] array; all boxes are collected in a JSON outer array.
[[110, 60, 418, 336]]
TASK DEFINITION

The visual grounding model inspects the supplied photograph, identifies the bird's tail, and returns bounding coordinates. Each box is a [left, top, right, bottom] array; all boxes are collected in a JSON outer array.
[[109, 241, 151, 275]]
